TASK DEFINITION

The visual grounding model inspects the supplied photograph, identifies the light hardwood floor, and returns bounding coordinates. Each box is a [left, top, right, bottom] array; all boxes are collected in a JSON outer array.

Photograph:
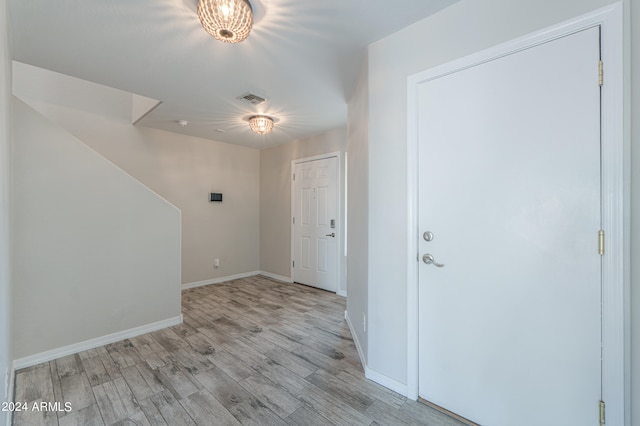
[[12, 275, 464, 425]]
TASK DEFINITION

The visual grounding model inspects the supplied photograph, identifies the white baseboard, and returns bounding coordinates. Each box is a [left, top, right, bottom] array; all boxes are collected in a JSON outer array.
[[364, 366, 408, 396], [345, 310, 367, 369], [182, 271, 294, 290], [345, 309, 408, 397], [336, 290, 347, 298], [257, 271, 293, 283], [182, 271, 260, 290], [12, 315, 183, 370]]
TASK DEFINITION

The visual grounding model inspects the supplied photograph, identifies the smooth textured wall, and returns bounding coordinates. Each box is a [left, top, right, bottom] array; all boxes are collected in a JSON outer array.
[[367, 0, 621, 389], [12, 98, 181, 359], [346, 55, 369, 362], [12, 63, 260, 286], [0, 0, 12, 421], [630, 0, 639, 421], [260, 128, 347, 294]]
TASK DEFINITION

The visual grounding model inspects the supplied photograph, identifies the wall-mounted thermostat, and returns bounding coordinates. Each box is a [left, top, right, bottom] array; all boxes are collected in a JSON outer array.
[[210, 193, 223, 202]]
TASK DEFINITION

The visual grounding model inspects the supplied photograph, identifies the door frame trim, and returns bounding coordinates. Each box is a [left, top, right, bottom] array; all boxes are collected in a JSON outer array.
[[406, 3, 627, 424], [290, 152, 342, 293]]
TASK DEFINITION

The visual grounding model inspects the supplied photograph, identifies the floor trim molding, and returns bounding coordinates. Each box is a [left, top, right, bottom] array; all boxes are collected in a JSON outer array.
[[182, 272, 260, 290], [345, 310, 408, 397], [12, 315, 183, 370], [257, 271, 293, 283], [345, 310, 366, 369], [182, 271, 294, 290], [364, 365, 408, 397]]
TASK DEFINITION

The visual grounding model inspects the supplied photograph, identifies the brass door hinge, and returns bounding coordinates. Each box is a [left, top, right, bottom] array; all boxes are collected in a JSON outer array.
[[599, 400, 605, 425], [598, 230, 605, 256], [598, 60, 604, 87]]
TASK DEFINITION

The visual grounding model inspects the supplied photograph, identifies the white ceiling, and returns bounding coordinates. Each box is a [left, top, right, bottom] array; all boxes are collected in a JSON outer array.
[[9, 0, 459, 149]]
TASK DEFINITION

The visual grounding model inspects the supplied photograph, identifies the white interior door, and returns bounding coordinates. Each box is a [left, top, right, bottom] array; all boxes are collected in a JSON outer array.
[[418, 27, 602, 425], [293, 157, 338, 292]]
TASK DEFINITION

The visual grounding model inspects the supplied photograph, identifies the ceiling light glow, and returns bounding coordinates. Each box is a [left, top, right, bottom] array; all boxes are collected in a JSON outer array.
[[248, 115, 274, 135], [198, 0, 253, 43]]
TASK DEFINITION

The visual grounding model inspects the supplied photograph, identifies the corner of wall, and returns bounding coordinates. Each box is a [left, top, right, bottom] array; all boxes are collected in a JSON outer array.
[[628, 0, 638, 423], [344, 309, 366, 371], [4, 366, 14, 426], [1, 0, 14, 422], [346, 51, 369, 368], [11, 98, 182, 360]]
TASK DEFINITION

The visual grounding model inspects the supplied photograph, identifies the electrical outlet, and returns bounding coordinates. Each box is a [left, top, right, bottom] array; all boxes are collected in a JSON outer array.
[[214, 258, 220, 269], [363, 313, 366, 332]]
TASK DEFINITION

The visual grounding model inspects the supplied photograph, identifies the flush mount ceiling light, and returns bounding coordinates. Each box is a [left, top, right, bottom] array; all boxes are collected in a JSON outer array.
[[198, 0, 253, 43], [248, 115, 274, 135]]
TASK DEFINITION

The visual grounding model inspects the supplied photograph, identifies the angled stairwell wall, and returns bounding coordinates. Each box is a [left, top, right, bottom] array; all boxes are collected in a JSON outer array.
[[12, 97, 182, 362], [12, 62, 260, 288]]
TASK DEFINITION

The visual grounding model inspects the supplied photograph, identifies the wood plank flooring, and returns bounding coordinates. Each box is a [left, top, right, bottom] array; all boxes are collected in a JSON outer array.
[[12, 275, 465, 425]]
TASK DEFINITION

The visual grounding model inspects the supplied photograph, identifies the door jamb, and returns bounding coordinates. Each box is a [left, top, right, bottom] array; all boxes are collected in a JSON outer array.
[[291, 152, 342, 293], [406, 4, 627, 424]]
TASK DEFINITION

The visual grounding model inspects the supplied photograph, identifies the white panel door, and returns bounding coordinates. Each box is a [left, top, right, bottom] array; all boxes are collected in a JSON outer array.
[[293, 157, 338, 292], [418, 27, 601, 425]]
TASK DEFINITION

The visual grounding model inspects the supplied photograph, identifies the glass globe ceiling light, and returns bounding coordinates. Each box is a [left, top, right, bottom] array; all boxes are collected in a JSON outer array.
[[198, 0, 253, 43], [248, 115, 274, 135]]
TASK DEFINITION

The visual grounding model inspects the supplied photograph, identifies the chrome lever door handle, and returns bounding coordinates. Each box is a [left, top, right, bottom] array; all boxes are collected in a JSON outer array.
[[326, 233, 335, 237], [422, 253, 444, 268]]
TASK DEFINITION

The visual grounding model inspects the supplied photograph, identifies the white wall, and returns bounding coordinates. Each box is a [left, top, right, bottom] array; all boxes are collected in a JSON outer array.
[[0, 0, 12, 421], [260, 128, 347, 294], [12, 63, 260, 287], [12, 98, 182, 360], [367, 0, 622, 389], [346, 55, 369, 362], [630, 0, 639, 422]]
